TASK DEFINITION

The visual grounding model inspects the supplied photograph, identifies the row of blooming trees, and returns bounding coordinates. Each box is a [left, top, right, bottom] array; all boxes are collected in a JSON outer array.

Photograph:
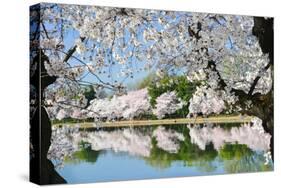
[[47, 88, 188, 121]]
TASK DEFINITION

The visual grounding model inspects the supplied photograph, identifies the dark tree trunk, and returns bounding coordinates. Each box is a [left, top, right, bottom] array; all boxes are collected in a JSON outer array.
[[30, 49, 66, 184], [250, 17, 274, 159]]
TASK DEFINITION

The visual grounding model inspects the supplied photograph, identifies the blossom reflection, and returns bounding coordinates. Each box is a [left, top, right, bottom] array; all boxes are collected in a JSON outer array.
[[48, 122, 272, 171]]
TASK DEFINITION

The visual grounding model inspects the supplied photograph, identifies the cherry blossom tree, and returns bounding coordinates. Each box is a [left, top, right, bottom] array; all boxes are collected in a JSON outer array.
[[30, 3, 274, 170], [152, 91, 186, 119], [34, 3, 272, 119], [188, 86, 225, 116], [86, 88, 151, 120]]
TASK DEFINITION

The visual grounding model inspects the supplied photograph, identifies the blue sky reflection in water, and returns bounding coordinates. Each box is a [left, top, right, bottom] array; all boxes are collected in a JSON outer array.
[[55, 151, 226, 184], [50, 124, 273, 184]]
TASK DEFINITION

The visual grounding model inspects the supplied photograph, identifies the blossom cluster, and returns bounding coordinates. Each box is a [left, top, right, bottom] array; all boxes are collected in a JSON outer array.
[[87, 88, 151, 120], [188, 86, 225, 115], [152, 91, 186, 119]]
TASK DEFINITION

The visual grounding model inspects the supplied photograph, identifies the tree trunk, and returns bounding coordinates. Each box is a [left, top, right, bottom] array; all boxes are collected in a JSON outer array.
[[250, 17, 274, 159], [30, 49, 66, 184]]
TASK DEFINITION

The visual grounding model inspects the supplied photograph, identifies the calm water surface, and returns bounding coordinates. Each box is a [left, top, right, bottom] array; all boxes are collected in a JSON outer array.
[[49, 123, 273, 183]]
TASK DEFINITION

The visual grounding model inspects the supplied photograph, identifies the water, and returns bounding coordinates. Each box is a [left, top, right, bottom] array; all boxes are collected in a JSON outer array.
[[49, 123, 273, 184]]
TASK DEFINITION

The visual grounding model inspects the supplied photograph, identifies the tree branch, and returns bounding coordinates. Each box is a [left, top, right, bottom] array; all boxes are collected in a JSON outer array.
[[63, 37, 85, 62], [248, 62, 271, 96]]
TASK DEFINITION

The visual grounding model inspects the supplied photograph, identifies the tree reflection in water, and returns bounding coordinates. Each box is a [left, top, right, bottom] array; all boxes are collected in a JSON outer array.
[[48, 123, 273, 174], [218, 144, 273, 173]]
